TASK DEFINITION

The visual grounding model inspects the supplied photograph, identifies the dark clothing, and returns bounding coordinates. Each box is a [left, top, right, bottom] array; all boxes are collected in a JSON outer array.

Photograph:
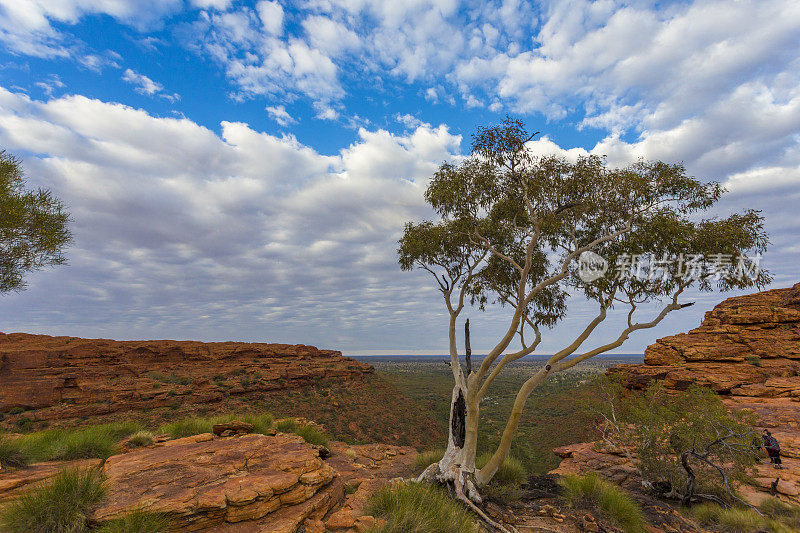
[[767, 447, 783, 465], [764, 434, 782, 465]]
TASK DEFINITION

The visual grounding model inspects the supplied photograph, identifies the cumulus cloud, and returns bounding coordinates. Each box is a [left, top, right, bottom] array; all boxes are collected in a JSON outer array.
[[266, 104, 297, 126], [0, 0, 182, 58], [0, 87, 463, 350]]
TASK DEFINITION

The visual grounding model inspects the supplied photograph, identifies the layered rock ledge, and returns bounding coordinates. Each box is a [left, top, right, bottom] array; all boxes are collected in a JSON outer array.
[[0, 333, 373, 420], [555, 282, 800, 505]]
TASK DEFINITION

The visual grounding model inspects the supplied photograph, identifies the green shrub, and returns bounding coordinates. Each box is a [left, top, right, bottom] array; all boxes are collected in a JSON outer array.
[[476, 452, 526, 486], [560, 473, 647, 533], [295, 424, 328, 446], [9, 407, 25, 415], [126, 431, 155, 449], [94, 510, 169, 533], [760, 497, 800, 528], [11, 422, 142, 462], [694, 500, 800, 533], [0, 433, 30, 468], [275, 418, 298, 433], [158, 412, 274, 438], [156, 417, 213, 438], [0, 467, 106, 533], [366, 482, 479, 533], [413, 449, 444, 474]]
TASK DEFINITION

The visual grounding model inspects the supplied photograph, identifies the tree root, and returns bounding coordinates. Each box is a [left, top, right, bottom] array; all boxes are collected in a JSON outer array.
[[452, 472, 517, 533]]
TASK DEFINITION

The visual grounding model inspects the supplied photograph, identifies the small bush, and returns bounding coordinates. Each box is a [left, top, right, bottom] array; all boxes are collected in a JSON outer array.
[[413, 449, 444, 474], [275, 418, 298, 433], [158, 412, 274, 438], [0, 467, 106, 533], [295, 424, 328, 446], [126, 431, 155, 448], [94, 510, 169, 533], [760, 496, 800, 526], [476, 452, 526, 486], [366, 482, 479, 533], [561, 473, 647, 533], [0, 433, 29, 468], [694, 500, 799, 533], [157, 417, 213, 438], [9, 407, 25, 415], [11, 422, 143, 462]]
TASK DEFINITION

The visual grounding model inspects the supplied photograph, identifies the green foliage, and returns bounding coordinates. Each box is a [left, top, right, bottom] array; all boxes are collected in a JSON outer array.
[[366, 482, 479, 533], [94, 510, 169, 533], [0, 150, 72, 293], [0, 467, 106, 533], [275, 418, 298, 433], [157, 412, 274, 438], [744, 355, 762, 366], [476, 452, 526, 486], [690, 503, 794, 533], [294, 424, 328, 446], [146, 372, 189, 385], [9, 422, 143, 462], [759, 497, 800, 528], [413, 449, 444, 474], [126, 431, 155, 448], [8, 406, 25, 415], [560, 473, 647, 533], [0, 433, 30, 468], [599, 379, 759, 504]]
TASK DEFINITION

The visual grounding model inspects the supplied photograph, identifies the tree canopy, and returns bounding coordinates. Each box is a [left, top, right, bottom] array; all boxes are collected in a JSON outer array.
[[0, 150, 72, 293], [399, 117, 770, 503]]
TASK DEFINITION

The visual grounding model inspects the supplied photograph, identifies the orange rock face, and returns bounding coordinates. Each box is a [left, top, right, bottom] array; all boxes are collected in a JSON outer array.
[[608, 282, 800, 395], [579, 283, 800, 505], [0, 333, 373, 419]]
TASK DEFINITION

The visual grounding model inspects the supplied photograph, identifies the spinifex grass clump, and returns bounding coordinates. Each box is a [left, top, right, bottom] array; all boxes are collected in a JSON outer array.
[[413, 449, 445, 474], [0, 467, 106, 533], [157, 412, 274, 438], [561, 473, 647, 533], [692, 498, 800, 533], [4, 421, 143, 464], [366, 482, 479, 533]]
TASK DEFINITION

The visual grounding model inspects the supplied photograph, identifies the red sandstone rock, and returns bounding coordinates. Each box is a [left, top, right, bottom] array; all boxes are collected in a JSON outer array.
[[563, 283, 800, 506], [0, 333, 373, 421]]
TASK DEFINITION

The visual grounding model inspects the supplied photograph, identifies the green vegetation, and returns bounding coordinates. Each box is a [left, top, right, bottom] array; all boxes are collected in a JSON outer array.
[[0, 433, 30, 468], [94, 510, 169, 533], [0, 150, 72, 294], [366, 482, 479, 533], [413, 448, 444, 474], [126, 431, 155, 448], [275, 418, 298, 433], [146, 372, 190, 385], [3, 422, 142, 463], [560, 473, 647, 533], [0, 467, 106, 533], [476, 452, 527, 504], [157, 412, 274, 438], [294, 424, 328, 446], [692, 498, 800, 533], [375, 357, 618, 473], [598, 379, 759, 504]]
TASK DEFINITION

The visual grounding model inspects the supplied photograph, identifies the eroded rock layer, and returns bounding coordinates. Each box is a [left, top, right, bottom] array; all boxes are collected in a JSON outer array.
[[0, 333, 372, 418], [557, 283, 800, 505]]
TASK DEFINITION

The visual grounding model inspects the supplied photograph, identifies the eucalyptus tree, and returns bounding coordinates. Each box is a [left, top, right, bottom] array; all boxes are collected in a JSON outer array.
[[398, 118, 769, 526], [0, 150, 72, 293]]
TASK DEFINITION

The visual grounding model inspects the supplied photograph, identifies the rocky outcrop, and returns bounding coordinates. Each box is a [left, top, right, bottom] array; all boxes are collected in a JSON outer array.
[[0, 427, 417, 532], [558, 283, 800, 505], [0, 333, 373, 420], [607, 282, 800, 395]]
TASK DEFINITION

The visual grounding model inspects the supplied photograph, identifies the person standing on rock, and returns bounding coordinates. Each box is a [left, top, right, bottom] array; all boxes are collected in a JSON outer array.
[[763, 430, 783, 469]]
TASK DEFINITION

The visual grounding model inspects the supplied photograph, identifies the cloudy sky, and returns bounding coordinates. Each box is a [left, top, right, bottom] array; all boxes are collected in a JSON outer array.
[[0, 0, 798, 355]]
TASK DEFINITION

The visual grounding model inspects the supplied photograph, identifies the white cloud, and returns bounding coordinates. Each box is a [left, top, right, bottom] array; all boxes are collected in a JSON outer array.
[[0, 87, 464, 350], [0, 0, 182, 57], [121, 69, 179, 102], [266, 104, 297, 126], [256, 0, 284, 35]]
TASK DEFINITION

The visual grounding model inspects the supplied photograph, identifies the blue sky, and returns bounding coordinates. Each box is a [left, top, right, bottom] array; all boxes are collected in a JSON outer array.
[[0, 0, 798, 355]]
